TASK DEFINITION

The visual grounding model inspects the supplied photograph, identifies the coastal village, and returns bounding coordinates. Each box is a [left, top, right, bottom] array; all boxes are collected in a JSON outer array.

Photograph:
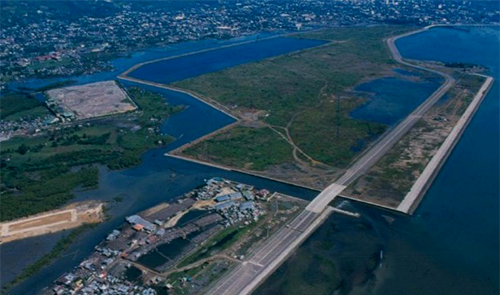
[[44, 178, 306, 295]]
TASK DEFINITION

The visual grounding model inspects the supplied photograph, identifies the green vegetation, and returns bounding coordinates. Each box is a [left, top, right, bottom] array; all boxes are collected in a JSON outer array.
[[175, 26, 415, 170], [1, 224, 95, 293], [0, 92, 50, 121], [179, 223, 256, 267], [0, 87, 183, 221], [0, 166, 98, 221], [344, 74, 485, 205], [183, 126, 294, 170]]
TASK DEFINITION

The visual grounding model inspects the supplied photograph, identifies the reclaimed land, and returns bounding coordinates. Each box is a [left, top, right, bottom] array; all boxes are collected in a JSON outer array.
[[0, 201, 104, 243], [0, 87, 183, 221], [173, 26, 429, 189], [342, 73, 486, 208]]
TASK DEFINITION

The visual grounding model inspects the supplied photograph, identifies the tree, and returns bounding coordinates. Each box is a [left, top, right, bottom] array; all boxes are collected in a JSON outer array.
[[17, 144, 29, 155]]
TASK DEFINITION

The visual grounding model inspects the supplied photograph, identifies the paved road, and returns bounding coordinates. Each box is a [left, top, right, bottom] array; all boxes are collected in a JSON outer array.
[[205, 27, 456, 295], [307, 30, 455, 213], [398, 75, 494, 213], [206, 209, 332, 295]]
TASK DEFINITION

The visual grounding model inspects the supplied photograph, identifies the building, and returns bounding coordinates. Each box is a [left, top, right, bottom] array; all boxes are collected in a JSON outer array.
[[126, 215, 156, 232]]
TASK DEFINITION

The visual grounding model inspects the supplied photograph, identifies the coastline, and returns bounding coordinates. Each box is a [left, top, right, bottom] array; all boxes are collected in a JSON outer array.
[[398, 75, 494, 214]]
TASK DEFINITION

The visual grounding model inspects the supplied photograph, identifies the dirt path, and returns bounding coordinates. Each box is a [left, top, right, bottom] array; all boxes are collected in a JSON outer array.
[[265, 81, 331, 168]]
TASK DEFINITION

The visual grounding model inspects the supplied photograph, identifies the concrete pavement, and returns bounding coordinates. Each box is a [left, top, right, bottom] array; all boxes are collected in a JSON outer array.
[[398, 75, 494, 213]]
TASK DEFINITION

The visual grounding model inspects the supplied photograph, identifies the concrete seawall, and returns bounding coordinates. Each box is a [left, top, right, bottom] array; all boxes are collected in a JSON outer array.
[[398, 75, 494, 214], [117, 75, 239, 120]]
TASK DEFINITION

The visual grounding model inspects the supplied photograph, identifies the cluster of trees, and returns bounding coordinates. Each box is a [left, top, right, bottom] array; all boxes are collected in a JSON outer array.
[[1, 86, 184, 221], [1, 167, 98, 221], [0, 93, 44, 119]]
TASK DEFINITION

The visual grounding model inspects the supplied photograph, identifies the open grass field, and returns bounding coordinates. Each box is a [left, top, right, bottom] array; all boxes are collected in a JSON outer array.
[[174, 26, 419, 186], [183, 126, 294, 171]]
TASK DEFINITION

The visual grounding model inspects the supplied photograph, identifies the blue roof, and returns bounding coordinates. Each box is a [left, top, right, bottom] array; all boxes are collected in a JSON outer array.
[[126, 215, 156, 231], [215, 195, 231, 202], [243, 191, 254, 200], [229, 192, 243, 200], [215, 201, 235, 211], [240, 201, 255, 211]]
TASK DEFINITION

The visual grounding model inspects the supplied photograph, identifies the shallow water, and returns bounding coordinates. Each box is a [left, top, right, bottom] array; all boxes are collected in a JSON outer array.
[[257, 26, 500, 295], [350, 76, 441, 125], [2, 35, 324, 293]]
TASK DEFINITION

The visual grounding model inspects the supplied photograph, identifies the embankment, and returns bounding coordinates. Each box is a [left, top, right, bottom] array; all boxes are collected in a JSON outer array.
[[398, 75, 494, 214]]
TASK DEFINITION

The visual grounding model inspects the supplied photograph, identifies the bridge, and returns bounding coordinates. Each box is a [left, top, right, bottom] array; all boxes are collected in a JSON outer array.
[[204, 26, 458, 295]]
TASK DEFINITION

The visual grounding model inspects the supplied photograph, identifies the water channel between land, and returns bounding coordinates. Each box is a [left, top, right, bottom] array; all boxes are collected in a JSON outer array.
[[2, 26, 498, 295]]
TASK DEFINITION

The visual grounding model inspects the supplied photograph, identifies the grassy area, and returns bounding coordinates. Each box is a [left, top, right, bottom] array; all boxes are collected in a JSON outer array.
[[0, 92, 51, 121], [0, 87, 183, 221], [178, 223, 256, 268], [183, 126, 294, 170], [175, 26, 415, 171]]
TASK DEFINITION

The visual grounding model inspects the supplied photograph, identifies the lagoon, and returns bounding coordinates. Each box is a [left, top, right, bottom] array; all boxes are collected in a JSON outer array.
[[350, 75, 441, 125], [127, 37, 326, 84], [2, 33, 326, 294], [256, 26, 500, 295]]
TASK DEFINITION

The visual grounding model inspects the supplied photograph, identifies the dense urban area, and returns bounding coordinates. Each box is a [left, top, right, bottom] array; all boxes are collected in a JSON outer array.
[[1, 0, 499, 86]]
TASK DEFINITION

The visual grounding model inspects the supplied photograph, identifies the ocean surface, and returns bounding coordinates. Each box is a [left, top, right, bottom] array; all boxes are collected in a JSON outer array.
[[3, 26, 498, 295], [256, 26, 500, 295]]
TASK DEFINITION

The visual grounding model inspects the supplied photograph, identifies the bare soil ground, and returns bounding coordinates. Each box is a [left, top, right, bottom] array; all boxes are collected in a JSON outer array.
[[46, 80, 136, 120], [0, 201, 104, 243], [8, 211, 73, 232]]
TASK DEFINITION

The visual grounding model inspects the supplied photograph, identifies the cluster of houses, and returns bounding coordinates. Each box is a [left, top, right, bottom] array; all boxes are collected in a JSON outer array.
[[46, 178, 271, 294]]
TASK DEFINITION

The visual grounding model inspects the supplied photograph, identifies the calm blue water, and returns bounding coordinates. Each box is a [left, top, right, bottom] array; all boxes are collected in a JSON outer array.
[[5, 26, 499, 295], [128, 37, 326, 84], [257, 26, 500, 295], [3, 35, 323, 294], [376, 25, 500, 295], [7, 32, 277, 91], [350, 76, 441, 125]]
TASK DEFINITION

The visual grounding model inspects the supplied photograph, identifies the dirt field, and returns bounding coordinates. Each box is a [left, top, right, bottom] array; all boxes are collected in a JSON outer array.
[[8, 211, 74, 232], [46, 80, 137, 120], [0, 201, 104, 243]]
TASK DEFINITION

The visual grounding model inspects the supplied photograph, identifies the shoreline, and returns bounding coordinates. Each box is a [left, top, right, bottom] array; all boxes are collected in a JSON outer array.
[[166, 153, 321, 193], [398, 75, 494, 214], [121, 24, 473, 216]]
